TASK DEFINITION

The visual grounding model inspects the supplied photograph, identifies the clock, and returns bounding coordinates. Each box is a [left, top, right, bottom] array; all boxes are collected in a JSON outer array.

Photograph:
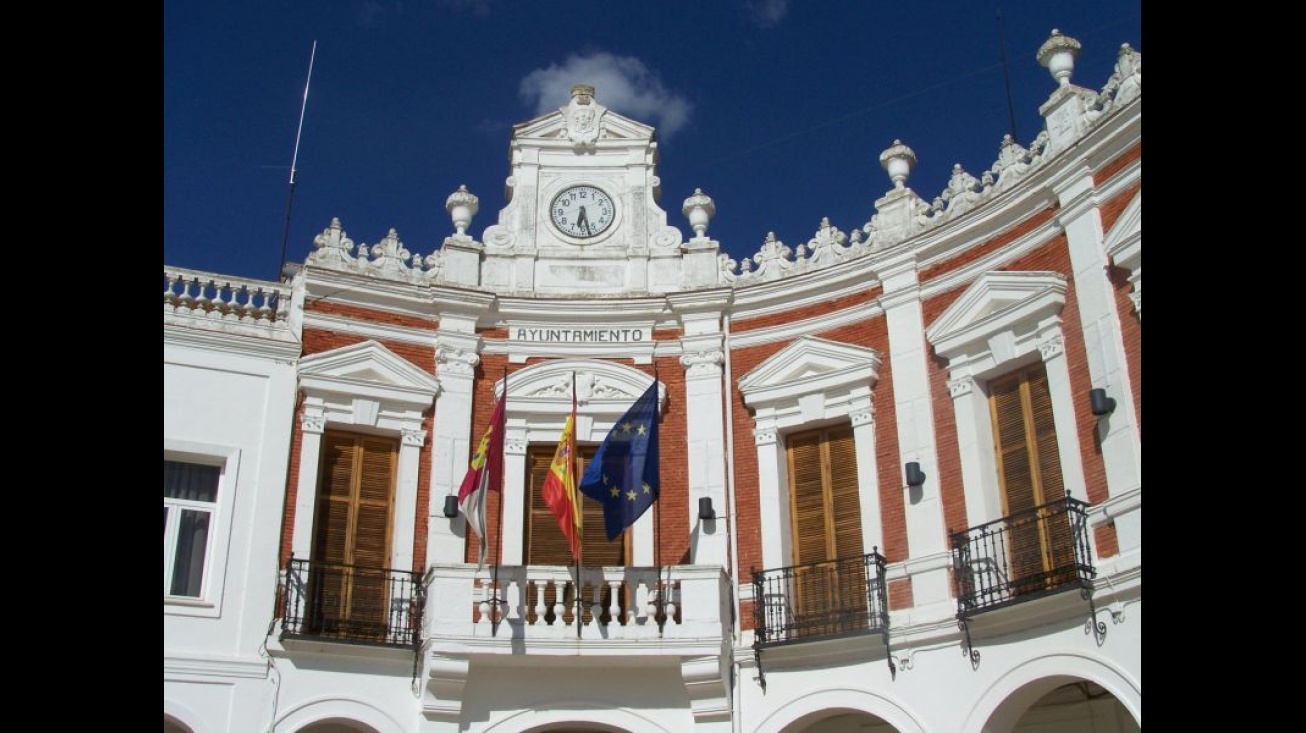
[[550, 185, 615, 240]]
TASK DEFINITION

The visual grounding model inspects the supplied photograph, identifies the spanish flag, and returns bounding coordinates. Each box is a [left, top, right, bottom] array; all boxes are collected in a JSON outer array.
[[541, 391, 582, 560]]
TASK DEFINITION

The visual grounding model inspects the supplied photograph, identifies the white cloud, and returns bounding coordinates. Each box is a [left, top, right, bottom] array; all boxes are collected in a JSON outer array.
[[519, 52, 693, 141], [744, 0, 788, 28]]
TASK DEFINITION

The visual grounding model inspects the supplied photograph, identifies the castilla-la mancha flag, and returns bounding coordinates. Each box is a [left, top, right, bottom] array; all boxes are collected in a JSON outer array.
[[457, 395, 505, 569], [540, 392, 582, 560]]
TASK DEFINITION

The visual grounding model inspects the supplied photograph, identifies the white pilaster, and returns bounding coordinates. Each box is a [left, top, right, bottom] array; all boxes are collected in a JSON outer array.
[[427, 332, 481, 564], [1055, 167, 1142, 554], [752, 428, 786, 573], [878, 253, 950, 607], [393, 428, 426, 571], [681, 343, 727, 565], [948, 376, 1002, 527], [291, 412, 325, 559], [849, 406, 884, 554]]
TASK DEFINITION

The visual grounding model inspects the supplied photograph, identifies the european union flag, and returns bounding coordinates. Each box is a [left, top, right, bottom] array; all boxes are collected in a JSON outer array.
[[579, 381, 660, 541]]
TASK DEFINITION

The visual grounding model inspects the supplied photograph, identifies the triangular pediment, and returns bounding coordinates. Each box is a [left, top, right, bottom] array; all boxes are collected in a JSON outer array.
[[511, 105, 655, 144], [299, 340, 440, 398], [739, 336, 881, 406], [926, 271, 1066, 360]]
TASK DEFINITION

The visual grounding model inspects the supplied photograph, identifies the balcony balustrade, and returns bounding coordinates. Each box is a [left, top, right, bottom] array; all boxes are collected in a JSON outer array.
[[281, 557, 424, 648], [751, 550, 890, 647], [950, 495, 1096, 618], [423, 564, 731, 644]]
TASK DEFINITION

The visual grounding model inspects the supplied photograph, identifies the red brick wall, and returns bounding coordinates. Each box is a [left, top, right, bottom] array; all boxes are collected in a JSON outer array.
[[1095, 143, 1141, 189], [306, 300, 437, 331], [280, 396, 306, 568], [888, 578, 913, 611], [653, 356, 690, 565], [1110, 262, 1141, 438], [920, 206, 1059, 281], [1099, 182, 1141, 234], [731, 288, 880, 334], [1094, 524, 1120, 559], [922, 286, 970, 541]]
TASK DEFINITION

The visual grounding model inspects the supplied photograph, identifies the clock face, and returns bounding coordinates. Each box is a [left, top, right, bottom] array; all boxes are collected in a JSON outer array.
[[550, 185, 615, 240]]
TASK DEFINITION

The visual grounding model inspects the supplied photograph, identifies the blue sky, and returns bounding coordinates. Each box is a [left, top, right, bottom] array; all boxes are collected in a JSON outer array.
[[164, 1, 1142, 283]]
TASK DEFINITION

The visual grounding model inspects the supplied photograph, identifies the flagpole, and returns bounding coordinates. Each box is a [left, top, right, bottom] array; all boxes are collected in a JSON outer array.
[[652, 361, 665, 634], [491, 366, 507, 637], [572, 371, 583, 639]]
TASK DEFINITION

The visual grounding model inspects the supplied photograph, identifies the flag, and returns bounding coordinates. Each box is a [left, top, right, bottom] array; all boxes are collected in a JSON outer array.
[[457, 395, 505, 569], [579, 380, 660, 541], [540, 393, 582, 560]]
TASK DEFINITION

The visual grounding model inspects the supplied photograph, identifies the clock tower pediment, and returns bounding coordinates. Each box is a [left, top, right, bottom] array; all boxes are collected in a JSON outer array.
[[479, 84, 704, 296]]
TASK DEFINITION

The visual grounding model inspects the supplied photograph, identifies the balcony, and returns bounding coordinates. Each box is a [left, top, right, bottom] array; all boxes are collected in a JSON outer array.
[[751, 551, 890, 647], [423, 564, 730, 645], [281, 557, 424, 648], [951, 495, 1096, 617]]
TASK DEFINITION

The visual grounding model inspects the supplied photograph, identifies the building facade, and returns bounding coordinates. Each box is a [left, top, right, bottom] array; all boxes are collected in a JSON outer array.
[[164, 30, 1141, 733]]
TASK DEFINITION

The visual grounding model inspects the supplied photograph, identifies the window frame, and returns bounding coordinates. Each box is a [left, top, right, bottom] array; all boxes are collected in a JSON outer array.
[[163, 438, 241, 617]]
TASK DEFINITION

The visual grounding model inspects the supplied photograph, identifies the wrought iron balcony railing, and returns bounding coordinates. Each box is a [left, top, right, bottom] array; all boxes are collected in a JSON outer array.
[[950, 495, 1095, 619], [751, 550, 889, 648], [281, 557, 424, 648]]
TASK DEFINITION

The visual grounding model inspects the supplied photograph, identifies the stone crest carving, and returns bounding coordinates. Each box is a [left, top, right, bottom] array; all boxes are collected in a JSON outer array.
[[563, 84, 606, 148]]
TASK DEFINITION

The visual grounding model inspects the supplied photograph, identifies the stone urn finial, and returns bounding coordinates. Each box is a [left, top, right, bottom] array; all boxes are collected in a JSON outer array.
[[1037, 29, 1082, 87], [445, 184, 479, 235], [571, 84, 595, 103], [682, 188, 716, 239], [879, 140, 917, 190]]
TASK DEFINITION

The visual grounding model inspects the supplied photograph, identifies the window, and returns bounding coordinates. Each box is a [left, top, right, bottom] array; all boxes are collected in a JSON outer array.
[[785, 424, 865, 637], [524, 445, 627, 624], [163, 460, 222, 598], [990, 362, 1076, 594], [525, 444, 626, 567], [308, 431, 398, 638]]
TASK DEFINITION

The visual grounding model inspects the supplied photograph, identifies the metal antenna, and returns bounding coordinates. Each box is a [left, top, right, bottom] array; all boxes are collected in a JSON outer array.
[[278, 40, 317, 280], [995, 9, 1019, 143]]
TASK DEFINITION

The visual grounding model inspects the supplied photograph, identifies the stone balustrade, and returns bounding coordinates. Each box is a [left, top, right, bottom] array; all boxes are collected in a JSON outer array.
[[164, 267, 291, 328], [424, 563, 731, 644]]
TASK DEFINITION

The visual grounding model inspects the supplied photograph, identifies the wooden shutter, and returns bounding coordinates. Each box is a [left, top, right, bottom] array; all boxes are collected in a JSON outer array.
[[989, 364, 1071, 594], [786, 425, 865, 637], [827, 426, 865, 561], [311, 431, 397, 636], [526, 445, 626, 567], [525, 445, 627, 625]]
